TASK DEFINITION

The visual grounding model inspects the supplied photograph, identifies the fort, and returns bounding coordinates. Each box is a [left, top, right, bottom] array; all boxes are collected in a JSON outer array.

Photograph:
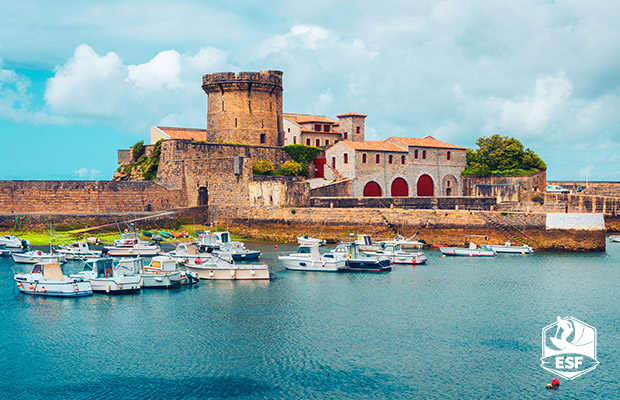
[[0, 70, 616, 251]]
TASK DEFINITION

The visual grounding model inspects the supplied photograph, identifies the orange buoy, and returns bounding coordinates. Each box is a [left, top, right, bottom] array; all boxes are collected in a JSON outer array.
[[195, 257, 202, 265], [16, 282, 22, 287], [546, 384, 553, 389], [29, 285, 34, 290], [40, 288, 46, 293]]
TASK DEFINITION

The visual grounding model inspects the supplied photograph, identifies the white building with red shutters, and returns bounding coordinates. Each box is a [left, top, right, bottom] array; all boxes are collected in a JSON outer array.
[[283, 112, 366, 148], [324, 136, 467, 197]]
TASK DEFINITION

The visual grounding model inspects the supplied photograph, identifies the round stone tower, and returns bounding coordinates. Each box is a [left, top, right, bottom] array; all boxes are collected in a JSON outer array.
[[202, 70, 284, 147]]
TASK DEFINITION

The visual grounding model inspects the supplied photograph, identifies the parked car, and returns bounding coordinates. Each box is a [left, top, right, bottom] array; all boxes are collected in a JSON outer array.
[[546, 185, 570, 194]]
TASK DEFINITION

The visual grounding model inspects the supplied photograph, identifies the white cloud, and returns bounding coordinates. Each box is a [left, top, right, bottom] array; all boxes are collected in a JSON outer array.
[[74, 167, 101, 179], [127, 50, 182, 91]]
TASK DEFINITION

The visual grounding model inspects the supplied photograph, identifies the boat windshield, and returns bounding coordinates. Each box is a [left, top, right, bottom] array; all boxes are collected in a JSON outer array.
[[298, 247, 311, 254]]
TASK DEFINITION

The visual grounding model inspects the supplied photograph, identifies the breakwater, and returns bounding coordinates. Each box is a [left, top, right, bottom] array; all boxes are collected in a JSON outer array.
[[220, 208, 606, 252]]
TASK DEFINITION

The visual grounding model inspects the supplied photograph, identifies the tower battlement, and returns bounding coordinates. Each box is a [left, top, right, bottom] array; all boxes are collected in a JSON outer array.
[[202, 70, 284, 147]]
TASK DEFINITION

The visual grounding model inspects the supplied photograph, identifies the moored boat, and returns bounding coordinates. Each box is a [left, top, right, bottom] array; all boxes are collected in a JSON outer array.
[[140, 256, 183, 288], [279, 244, 347, 272], [484, 242, 534, 254], [71, 258, 142, 293], [14, 263, 92, 297], [297, 236, 327, 246], [103, 237, 160, 257], [440, 242, 496, 257], [0, 234, 30, 249], [184, 253, 271, 280], [364, 243, 427, 265], [609, 235, 620, 243], [12, 250, 66, 264], [55, 241, 100, 260], [330, 242, 392, 272]]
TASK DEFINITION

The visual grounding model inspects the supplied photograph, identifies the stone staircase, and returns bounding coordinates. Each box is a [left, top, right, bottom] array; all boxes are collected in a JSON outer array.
[[375, 209, 400, 237], [479, 212, 540, 247]]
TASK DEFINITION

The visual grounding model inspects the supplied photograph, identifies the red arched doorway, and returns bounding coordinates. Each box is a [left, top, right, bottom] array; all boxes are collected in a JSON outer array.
[[363, 181, 382, 197], [390, 178, 408, 197], [417, 175, 434, 196]]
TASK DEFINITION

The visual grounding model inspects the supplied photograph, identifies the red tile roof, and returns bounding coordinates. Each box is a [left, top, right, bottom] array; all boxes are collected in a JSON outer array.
[[300, 128, 341, 134], [389, 135, 466, 150], [157, 126, 208, 141], [338, 141, 407, 152], [336, 112, 367, 118], [284, 113, 337, 124]]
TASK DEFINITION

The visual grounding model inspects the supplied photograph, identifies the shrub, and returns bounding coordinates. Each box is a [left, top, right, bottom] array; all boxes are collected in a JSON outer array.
[[142, 139, 162, 180], [132, 141, 145, 161], [276, 160, 304, 176], [252, 160, 275, 175], [531, 194, 544, 205], [282, 144, 322, 164], [291, 209, 296, 214]]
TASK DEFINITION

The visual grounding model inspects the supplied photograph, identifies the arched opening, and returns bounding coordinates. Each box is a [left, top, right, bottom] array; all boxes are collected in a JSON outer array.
[[363, 181, 382, 197], [442, 174, 458, 196], [390, 178, 408, 197], [417, 175, 434, 196], [198, 187, 208, 206]]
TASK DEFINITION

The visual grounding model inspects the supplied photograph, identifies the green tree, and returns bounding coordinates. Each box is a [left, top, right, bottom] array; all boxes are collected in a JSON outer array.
[[462, 134, 546, 176], [132, 140, 145, 161]]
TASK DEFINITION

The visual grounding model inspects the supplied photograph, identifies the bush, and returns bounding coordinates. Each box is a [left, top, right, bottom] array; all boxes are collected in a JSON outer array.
[[531, 194, 544, 205], [142, 139, 162, 180], [132, 141, 145, 161], [276, 161, 304, 176], [252, 160, 275, 175], [282, 144, 322, 164]]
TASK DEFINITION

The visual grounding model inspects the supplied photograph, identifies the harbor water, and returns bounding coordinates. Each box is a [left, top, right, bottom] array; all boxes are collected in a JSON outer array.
[[1, 241, 619, 399]]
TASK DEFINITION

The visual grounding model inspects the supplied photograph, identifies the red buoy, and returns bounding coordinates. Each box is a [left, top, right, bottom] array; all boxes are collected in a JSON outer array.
[[16, 282, 22, 287], [552, 378, 560, 386], [275, 245, 278, 249]]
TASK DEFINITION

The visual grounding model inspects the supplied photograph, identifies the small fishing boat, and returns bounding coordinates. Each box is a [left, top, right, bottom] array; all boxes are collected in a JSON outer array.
[[103, 237, 160, 257], [440, 242, 496, 257], [184, 253, 271, 280], [55, 241, 100, 260], [0, 234, 30, 249], [353, 234, 383, 252], [380, 234, 427, 250], [609, 235, 620, 243], [297, 236, 327, 246], [12, 250, 67, 264], [330, 242, 392, 272], [140, 256, 183, 288], [279, 244, 347, 272], [166, 242, 213, 264], [196, 231, 261, 260], [14, 263, 92, 297], [71, 258, 142, 294], [364, 243, 427, 265], [484, 242, 534, 254]]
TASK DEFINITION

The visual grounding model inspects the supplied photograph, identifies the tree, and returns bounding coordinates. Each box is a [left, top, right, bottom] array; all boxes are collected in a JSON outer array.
[[462, 134, 546, 176]]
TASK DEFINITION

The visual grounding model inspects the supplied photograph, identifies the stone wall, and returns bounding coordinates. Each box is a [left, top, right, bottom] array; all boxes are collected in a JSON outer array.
[[309, 180, 352, 198], [310, 196, 496, 210], [219, 207, 604, 251], [0, 181, 186, 214], [249, 176, 309, 208], [463, 171, 547, 203]]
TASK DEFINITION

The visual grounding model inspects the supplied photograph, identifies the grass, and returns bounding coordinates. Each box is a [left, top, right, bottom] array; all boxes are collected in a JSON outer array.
[[1, 224, 250, 246]]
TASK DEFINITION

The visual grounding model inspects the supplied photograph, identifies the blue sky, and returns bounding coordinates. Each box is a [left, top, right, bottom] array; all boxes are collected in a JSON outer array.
[[1, 0, 619, 181]]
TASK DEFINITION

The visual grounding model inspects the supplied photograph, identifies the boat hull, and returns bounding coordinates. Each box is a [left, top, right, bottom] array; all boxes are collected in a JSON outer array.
[[105, 247, 160, 257], [140, 272, 182, 288], [279, 257, 346, 272], [90, 277, 142, 293], [230, 251, 262, 261], [440, 247, 495, 257], [487, 246, 533, 254], [12, 253, 66, 264], [185, 265, 271, 280], [346, 259, 392, 272], [15, 278, 92, 297]]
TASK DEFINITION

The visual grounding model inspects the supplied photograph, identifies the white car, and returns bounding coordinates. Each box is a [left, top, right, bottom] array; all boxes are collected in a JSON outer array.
[[546, 185, 570, 194]]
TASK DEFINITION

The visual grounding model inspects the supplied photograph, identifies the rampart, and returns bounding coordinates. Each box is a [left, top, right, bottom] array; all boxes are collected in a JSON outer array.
[[309, 196, 496, 210], [0, 181, 185, 214]]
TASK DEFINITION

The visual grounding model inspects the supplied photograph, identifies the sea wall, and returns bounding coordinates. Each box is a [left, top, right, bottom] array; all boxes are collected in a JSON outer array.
[[0, 181, 186, 214], [310, 196, 496, 210], [219, 208, 605, 252]]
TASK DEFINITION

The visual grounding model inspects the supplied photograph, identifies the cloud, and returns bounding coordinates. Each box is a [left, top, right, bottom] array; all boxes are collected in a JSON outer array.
[[127, 50, 182, 91], [74, 167, 100, 179]]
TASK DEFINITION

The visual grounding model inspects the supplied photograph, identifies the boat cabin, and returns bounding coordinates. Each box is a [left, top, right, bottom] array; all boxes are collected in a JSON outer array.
[[296, 245, 321, 259], [82, 258, 114, 278], [146, 256, 178, 272]]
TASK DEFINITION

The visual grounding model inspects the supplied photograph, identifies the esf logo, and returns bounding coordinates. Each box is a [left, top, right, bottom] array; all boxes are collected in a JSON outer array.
[[541, 316, 599, 380]]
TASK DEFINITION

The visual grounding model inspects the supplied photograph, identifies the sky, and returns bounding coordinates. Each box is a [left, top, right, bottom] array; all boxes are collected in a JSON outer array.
[[1, 0, 619, 181]]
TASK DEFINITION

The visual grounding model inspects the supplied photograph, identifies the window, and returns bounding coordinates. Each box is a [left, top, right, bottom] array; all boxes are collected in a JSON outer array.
[[324, 125, 330, 132], [422, 150, 426, 159], [306, 138, 311, 146], [314, 124, 321, 131], [414, 150, 418, 159], [401, 155, 406, 164], [388, 155, 393, 164], [260, 134, 266, 144], [325, 140, 330, 147], [447, 151, 451, 161], [344, 153, 348, 164], [356, 126, 360, 134], [332, 157, 336, 168], [316, 139, 320, 147], [376, 154, 380, 163], [235, 118, 237, 127], [222, 100, 225, 111], [362, 154, 367, 163], [287, 128, 290, 133], [293, 137, 297, 144], [344, 132, 348, 140]]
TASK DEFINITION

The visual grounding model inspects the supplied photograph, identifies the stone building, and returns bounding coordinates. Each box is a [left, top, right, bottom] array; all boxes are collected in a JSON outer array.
[[325, 135, 466, 197], [283, 112, 366, 148]]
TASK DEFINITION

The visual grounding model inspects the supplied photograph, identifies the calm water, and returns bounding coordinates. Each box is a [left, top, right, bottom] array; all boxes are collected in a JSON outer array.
[[0, 241, 618, 399]]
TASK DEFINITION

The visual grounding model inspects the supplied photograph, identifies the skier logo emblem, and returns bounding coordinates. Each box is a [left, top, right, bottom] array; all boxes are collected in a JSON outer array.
[[541, 316, 599, 380]]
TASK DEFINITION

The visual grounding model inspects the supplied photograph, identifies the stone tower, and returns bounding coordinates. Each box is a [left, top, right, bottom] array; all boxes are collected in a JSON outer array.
[[202, 70, 284, 147], [337, 113, 367, 142]]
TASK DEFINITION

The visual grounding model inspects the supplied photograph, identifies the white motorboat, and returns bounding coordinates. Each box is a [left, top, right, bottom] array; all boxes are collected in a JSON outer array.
[[279, 244, 347, 272], [140, 256, 183, 288], [297, 236, 327, 246], [196, 231, 261, 260], [353, 234, 382, 252], [184, 253, 271, 280], [0, 234, 30, 249], [55, 241, 100, 260], [12, 250, 66, 264], [14, 263, 92, 297], [609, 235, 620, 243], [380, 234, 426, 250], [71, 258, 141, 293], [329, 242, 392, 272], [440, 242, 496, 257], [484, 242, 534, 254], [103, 237, 160, 257], [364, 243, 427, 265], [166, 242, 212, 264], [113, 230, 152, 246]]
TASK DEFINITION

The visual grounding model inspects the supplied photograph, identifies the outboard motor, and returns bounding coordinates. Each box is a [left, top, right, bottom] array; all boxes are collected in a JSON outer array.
[[20, 240, 29, 249]]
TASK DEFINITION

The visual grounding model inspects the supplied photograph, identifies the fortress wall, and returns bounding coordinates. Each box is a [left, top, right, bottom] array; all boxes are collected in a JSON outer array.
[[0, 181, 186, 214]]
